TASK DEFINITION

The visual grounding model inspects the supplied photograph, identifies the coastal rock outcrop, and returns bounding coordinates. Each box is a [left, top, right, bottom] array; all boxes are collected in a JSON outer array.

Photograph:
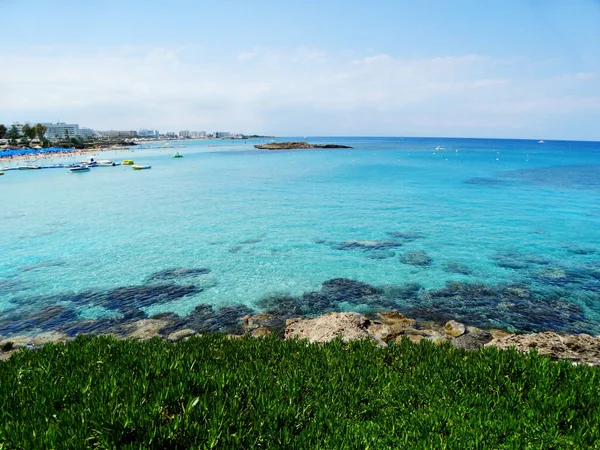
[[254, 142, 352, 150], [285, 312, 372, 343], [485, 332, 600, 365]]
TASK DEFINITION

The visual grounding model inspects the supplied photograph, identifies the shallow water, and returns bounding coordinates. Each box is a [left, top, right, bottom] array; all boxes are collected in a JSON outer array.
[[1, 137, 600, 335]]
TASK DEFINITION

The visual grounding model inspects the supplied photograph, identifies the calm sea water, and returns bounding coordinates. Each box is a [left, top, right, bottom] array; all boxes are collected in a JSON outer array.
[[1, 137, 600, 336]]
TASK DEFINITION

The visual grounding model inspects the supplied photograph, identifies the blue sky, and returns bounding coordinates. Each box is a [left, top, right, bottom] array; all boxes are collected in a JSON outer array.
[[2, 0, 600, 140]]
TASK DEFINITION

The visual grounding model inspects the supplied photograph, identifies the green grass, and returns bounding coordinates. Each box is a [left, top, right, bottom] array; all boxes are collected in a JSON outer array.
[[1, 335, 599, 449]]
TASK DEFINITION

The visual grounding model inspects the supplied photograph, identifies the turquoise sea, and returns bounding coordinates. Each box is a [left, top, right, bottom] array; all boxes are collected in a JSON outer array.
[[1, 137, 600, 336]]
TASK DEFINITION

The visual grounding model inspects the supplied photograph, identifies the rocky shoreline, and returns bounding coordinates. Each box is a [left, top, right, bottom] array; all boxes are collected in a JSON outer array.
[[2, 310, 600, 366], [254, 141, 353, 150]]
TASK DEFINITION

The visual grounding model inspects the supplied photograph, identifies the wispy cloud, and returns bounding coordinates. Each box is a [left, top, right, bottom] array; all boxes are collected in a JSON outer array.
[[1, 45, 599, 138]]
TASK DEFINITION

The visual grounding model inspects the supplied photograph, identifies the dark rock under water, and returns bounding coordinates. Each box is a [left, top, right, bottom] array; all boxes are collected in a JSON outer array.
[[146, 267, 211, 282]]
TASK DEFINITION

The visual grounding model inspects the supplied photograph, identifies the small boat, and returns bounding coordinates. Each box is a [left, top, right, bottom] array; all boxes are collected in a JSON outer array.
[[172, 152, 183, 158], [97, 160, 120, 167], [435, 146, 445, 151], [132, 165, 151, 170], [538, 140, 545, 144], [0, 172, 4, 176], [17, 165, 42, 170], [122, 160, 134, 165], [69, 166, 90, 172]]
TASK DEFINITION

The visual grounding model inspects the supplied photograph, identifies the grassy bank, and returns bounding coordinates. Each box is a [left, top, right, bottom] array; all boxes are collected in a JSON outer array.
[[1, 335, 599, 449]]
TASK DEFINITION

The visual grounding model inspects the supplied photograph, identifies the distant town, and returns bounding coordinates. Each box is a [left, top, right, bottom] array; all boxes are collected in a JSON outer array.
[[0, 121, 273, 150]]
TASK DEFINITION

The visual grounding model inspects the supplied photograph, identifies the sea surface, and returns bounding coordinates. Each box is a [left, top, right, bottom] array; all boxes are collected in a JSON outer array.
[[1, 137, 600, 336]]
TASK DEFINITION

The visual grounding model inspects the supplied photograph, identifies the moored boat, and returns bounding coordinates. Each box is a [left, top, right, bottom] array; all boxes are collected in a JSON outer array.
[[172, 152, 183, 158], [122, 160, 134, 165], [69, 165, 90, 172], [17, 165, 42, 170], [132, 165, 151, 170], [97, 160, 120, 166]]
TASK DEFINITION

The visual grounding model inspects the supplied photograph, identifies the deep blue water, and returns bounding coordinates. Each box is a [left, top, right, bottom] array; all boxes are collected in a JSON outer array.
[[1, 137, 599, 336]]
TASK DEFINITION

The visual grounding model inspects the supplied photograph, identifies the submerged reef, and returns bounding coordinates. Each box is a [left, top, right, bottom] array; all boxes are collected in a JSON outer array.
[[2, 267, 600, 342]]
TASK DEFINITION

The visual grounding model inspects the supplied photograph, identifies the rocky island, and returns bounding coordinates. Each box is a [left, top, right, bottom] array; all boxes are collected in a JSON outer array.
[[254, 141, 353, 150]]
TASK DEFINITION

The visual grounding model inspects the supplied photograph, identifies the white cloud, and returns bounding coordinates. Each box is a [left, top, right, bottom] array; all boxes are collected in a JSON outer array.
[[0, 45, 599, 138]]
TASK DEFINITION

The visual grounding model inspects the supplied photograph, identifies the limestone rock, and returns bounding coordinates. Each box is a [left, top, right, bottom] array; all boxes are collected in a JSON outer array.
[[167, 328, 197, 342], [0, 335, 32, 350], [285, 312, 372, 343], [452, 330, 493, 350], [444, 320, 466, 338], [31, 331, 69, 346], [369, 312, 418, 342], [124, 319, 172, 340], [485, 332, 600, 365]]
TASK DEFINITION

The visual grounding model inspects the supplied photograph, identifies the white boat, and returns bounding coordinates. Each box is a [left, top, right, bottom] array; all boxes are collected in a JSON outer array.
[[97, 160, 120, 166], [538, 140, 545, 144], [17, 165, 42, 170], [435, 146, 445, 151], [69, 166, 90, 172], [172, 152, 183, 158]]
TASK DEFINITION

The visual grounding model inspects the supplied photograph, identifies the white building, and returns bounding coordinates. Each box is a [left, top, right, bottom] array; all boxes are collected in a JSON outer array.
[[178, 130, 191, 138], [43, 122, 82, 140], [190, 131, 206, 138], [138, 129, 160, 138], [97, 130, 138, 138]]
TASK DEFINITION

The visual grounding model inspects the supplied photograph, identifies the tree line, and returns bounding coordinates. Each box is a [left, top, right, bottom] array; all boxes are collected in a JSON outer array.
[[0, 123, 49, 146]]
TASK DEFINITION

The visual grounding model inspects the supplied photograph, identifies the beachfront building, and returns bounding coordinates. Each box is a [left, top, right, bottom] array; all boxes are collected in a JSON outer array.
[[42, 122, 92, 140], [97, 130, 138, 138], [178, 130, 191, 139], [215, 131, 230, 138], [190, 131, 206, 138], [165, 132, 177, 138], [138, 129, 160, 138]]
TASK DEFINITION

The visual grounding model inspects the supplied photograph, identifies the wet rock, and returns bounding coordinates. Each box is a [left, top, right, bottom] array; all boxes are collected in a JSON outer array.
[[444, 320, 466, 338], [0, 305, 79, 336], [491, 251, 550, 270], [386, 231, 424, 241], [257, 295, 303, 317], [400, 250, 432, 266], [335, 240, 402, 251], [161, 303, 254, 335], [365, 251, 396, 260], [486, 332, 600, 365], [322, 278, 383, 299], [532, 265, 600, 292], [443, 261, 473, 275], [404, 281, 595, 335], [123, 319, 173, 340], [383, 282, 422, 301], [238, 237, 263, 245], [167, 328, 196, 342], [150, 312, 182, 321], [285, 312, 373, 343], [241, 314, 286, 337], [452, 330, 493, 350], [146, 268, 211, 282], [60, 318, 123, 337]]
